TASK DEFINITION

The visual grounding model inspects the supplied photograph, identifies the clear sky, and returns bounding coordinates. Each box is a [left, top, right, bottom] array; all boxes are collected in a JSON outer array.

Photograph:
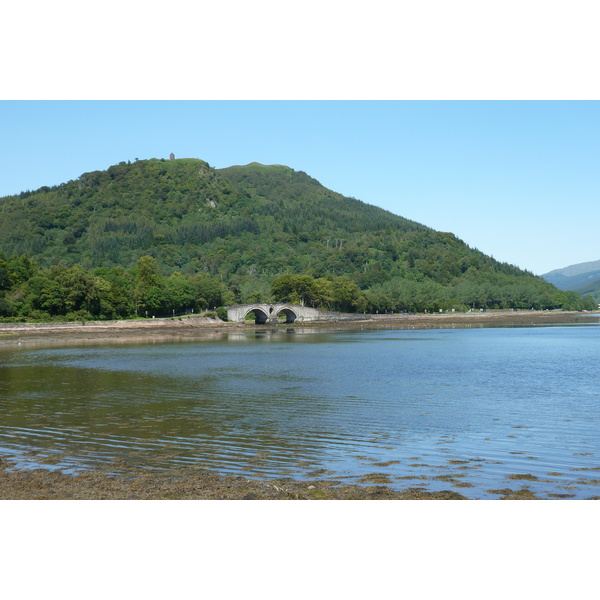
[[1, 100, 598, 275]]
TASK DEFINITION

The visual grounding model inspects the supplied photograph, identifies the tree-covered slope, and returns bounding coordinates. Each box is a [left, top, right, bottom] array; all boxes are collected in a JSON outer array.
[[219, 162, 530, 285], [0, 158, 253, 270], [574, 278, 600, 303], [0, 158, 594, 321]]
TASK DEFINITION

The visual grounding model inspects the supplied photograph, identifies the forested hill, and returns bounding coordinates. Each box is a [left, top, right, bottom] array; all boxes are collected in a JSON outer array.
[[0, 158, 595, 321], [0, 158, 248, 268], [218, 162, 430, 237]]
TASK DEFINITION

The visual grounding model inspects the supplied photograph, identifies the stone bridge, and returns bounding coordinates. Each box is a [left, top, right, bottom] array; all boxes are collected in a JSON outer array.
[[226, 303, 325, 324]]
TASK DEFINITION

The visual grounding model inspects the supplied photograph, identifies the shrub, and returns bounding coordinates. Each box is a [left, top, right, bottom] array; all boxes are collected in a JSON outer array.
[[0, 298, 16, 317]]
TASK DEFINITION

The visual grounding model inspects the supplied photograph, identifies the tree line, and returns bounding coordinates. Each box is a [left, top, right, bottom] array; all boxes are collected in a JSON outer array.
[[269, 273, 597, 314], [0, 254, 231, 322], [1, 253, 595, 324]]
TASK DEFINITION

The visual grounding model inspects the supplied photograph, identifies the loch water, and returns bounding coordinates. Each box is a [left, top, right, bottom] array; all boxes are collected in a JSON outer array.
[[1, 321, 599, 499]]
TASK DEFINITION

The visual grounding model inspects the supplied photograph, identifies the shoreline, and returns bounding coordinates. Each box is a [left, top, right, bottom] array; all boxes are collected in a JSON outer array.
[[0, 460, 469, 500], [1, 310, 598, 347], [2, 455, 598, 500]]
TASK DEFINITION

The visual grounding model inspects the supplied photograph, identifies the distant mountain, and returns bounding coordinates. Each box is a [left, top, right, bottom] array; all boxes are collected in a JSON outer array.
[[542, 259, 600, 292]]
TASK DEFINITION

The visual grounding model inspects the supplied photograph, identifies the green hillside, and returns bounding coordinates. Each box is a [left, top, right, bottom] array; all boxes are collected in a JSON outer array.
[[0, 158, 249, 268], [0, 158, 595, 321], [575, 279, 600, 303]]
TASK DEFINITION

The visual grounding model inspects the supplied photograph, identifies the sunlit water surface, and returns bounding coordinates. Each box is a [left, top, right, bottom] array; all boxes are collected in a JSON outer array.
[[1, 322, 599, 498]]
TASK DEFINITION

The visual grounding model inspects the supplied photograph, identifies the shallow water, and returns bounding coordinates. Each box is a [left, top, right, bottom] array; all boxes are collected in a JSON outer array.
[[1, 323, 599, 499]]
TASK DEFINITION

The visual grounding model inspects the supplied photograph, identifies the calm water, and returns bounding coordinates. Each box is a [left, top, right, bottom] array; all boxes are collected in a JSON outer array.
[[1, 322, 599, 499]]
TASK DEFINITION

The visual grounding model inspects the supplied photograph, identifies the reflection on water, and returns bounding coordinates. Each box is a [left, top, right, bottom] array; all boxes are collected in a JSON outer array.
[[1, 324, 599, 498]]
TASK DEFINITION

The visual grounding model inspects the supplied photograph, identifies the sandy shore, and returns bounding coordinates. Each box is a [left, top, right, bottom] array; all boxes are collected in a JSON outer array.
[[1, 310, 598, 347]]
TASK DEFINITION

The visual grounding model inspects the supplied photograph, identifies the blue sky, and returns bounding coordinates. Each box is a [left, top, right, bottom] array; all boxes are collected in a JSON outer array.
[[1, 100, 598, 275]]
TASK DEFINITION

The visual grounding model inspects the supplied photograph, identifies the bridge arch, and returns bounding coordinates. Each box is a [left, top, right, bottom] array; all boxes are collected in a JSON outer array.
[[241, 305, 298, 324], [243, 307, 269, 324], [226, 303, 323, 323], [275, 307, 297, 323]]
